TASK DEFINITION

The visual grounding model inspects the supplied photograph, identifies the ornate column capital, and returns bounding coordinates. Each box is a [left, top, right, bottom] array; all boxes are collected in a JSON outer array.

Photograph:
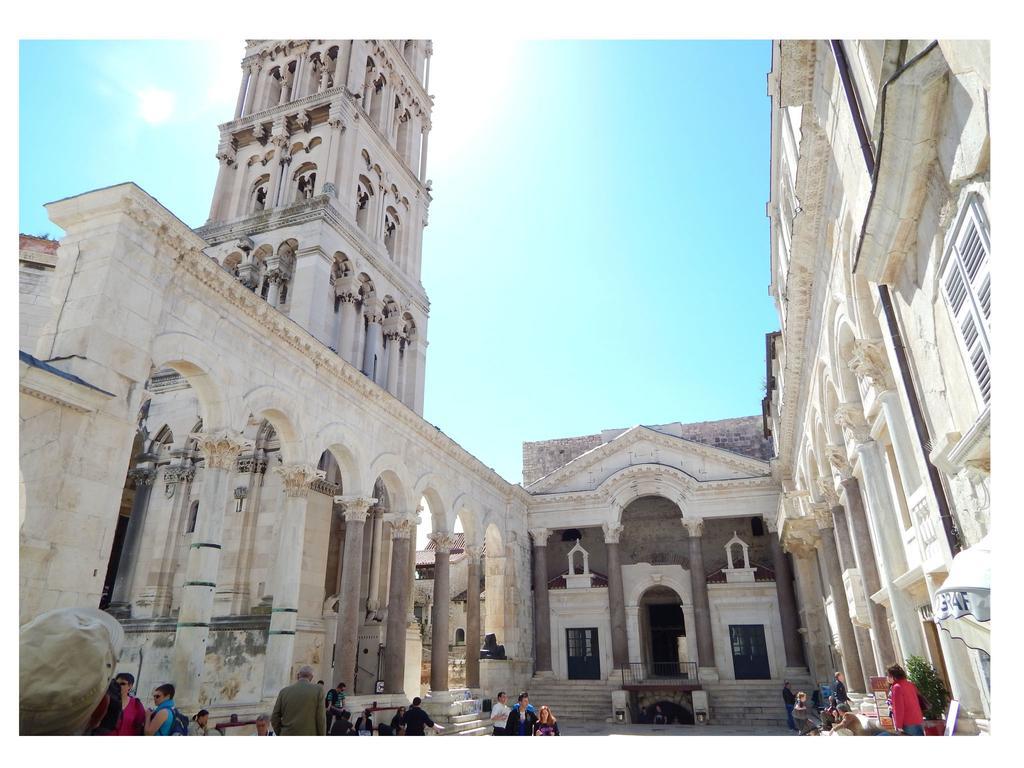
[[681, 517, 704, 538], [783, 531, 819, 558], [834, 403, 871, 445], [602, 522, 624, 544], [383, 510, 420, 539], [816, 476, 841, 507], [848, 339, 893, 392], [275, 463, 317, 497], [334, 495, 378, 522], [826, 443, 854, 480], [427, 531, 458, 554], [809, 502, 834, 530], [529, 528, 551, 546], [764, 515, 779, 534], [465, 545, 484, 563], [191, 429, 249, 470], [128, 467, 156, 487]]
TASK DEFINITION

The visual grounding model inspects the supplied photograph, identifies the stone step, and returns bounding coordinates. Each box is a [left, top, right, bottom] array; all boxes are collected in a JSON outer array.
[[453, 725, 493, 736]]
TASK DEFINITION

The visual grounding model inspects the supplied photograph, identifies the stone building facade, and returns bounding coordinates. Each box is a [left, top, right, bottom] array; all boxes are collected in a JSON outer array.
[[763, 40, 991, 725], [19, 38, 992, 732]]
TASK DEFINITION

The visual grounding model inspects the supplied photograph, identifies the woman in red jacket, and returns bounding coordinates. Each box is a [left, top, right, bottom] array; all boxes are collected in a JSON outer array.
[[886, 664, 925, 736]]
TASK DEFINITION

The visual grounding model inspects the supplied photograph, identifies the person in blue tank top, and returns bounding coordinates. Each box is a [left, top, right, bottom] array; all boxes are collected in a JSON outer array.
[[146, 684, 177, 735]]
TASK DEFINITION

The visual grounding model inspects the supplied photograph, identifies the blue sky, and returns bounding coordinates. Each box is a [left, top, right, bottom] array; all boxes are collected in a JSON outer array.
[[19, 39, 776, 485]]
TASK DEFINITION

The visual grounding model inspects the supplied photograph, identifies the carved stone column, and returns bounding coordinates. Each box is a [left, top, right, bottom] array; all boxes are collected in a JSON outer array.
[[335, 276, 359, 364], [262, 463, 317, 697], [682, 518, 717, 676], [603, 522, 629, 670], [465, 544, 483, 690], [234, 67, 251, 119], [361, 298, 384, 380], [814, 485, 867, 694], [429, 531, 458, 693], [172, 430, 248, 709], [382, 511, 417, 693], [384, 325, 402, 397], [107, 464, 156, 615], [786, 530, 833, 687], [333, 496, 376, 687], [766, 516, 806, 670], [530, 527, 553, 675], [837, 471, 896, 674]]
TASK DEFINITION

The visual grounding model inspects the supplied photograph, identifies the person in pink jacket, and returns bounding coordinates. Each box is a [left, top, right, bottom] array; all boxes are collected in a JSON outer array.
[[886, 664, 925, 735]]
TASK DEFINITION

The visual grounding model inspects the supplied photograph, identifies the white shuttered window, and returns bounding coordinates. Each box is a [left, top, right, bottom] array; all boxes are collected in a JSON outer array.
[[941, 195, 991, 404]]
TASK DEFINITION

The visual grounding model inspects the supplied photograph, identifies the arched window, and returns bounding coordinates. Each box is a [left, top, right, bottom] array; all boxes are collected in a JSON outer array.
[[455, 628, 466, 645], [251, 174, 270, 213], [186, 501, 200, 534], [362, 57, 377, 112], [396, 109, 412, 163], [369, 73, 387, 127], [355, 176, 373, 232], [293, 162, 318, 202], [384, 207, 399, 258]]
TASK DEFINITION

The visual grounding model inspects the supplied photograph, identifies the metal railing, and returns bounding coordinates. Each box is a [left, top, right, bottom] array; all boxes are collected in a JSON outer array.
[[621, 661, 699, 686]]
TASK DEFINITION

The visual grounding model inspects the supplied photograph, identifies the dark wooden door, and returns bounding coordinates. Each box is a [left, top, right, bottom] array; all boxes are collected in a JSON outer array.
[[729, 624, 771, 680], [566, 627, 601, 680]]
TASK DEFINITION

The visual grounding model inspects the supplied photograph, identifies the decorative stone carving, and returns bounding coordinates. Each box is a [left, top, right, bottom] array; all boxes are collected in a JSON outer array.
[[528, 527, 550, 546], [128, 467, 156, 487], [602, 521, 624, 544], [383, 510, 418, 539], [763, 515, 778, 534], [848, 339, 893, 392], [275, 463, 317, 497], [427, 531, 458, 554], [191, 430, 248, 469], [810, 502, 834, 530], [465, 544, 483, 563], [680, 517, 703, 537], [826, 444, 853, 480], [334, 495, 377, 522], [834, 404, 870, 444], [816, 476, 840, 507]]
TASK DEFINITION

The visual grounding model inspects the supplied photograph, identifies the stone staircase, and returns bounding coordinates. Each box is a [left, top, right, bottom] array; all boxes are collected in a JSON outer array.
[[703, 679, 812, 730], [424, 696, 492, 736], [524, 678, 615, 723]]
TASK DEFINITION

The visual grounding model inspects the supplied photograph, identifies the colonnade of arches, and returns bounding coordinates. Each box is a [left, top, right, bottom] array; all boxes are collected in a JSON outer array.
[[98, 334, 514, 708], [772, 208, 983, 708]]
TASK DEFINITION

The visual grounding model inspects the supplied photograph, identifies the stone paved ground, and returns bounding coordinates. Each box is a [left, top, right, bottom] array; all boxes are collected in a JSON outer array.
[[555, 719, 792, 736]]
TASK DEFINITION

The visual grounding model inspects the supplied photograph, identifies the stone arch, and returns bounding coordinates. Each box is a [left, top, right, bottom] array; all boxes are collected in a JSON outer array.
[[451, 493, 482, 547], [626, 574, 692, 611], [240, 385, 304, 464], [600, 465, 693, 523], [150, 332, 231, 429], [310, 421, 368, 497], [365, 452, 415, 512], [414, 476, 449, 533], [833, 318, 864, 405]]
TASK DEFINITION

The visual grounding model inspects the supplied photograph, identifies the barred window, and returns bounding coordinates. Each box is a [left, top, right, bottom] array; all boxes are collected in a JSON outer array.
[[940, 195, 990, 404]]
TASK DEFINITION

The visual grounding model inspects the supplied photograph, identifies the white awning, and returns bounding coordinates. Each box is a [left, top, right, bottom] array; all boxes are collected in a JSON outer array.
[[933, 536, 990, 653]]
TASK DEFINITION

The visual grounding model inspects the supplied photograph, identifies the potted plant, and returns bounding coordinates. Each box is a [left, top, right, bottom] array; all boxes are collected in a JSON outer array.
[[906, 655, 950, 735]]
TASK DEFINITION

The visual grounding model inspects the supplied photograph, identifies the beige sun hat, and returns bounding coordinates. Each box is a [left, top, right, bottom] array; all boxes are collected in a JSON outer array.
[[20, 607, 125, 735]]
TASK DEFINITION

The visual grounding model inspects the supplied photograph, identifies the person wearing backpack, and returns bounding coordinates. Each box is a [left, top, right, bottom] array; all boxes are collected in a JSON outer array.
[[145, 683, 187, 735]]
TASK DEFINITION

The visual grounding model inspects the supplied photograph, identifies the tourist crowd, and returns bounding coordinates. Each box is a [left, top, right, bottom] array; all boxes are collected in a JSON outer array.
[[19, 606, 564, 737]]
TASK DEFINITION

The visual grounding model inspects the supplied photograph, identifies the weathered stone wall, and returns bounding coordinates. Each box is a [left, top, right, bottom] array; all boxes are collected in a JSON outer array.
[[545, 526, 609, 581], [522, 433, 602, 486], [19, 235, 59, 354], [522, 416, 773, 488]]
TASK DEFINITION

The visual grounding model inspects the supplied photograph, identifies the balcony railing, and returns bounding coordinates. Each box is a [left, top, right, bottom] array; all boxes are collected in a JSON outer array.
[[621, 661, 699, 686]]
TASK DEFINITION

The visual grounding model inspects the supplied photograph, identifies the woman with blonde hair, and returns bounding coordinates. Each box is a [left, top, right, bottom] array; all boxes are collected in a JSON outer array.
[[533, 705, 559, 736]]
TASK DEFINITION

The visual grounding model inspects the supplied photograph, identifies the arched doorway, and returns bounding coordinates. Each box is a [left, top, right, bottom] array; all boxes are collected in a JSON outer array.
[[639, 586, 689, 678]]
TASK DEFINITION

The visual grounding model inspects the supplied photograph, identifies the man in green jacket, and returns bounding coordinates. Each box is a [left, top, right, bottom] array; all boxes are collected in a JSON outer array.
[[271, 666, 327, 736]]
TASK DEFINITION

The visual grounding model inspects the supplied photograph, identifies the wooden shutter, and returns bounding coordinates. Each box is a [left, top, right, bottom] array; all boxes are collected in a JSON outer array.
[[942, 198, 991, 404]]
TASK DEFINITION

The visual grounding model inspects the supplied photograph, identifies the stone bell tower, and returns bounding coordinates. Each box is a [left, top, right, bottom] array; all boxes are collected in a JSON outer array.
[[197, 39, 434, 413]]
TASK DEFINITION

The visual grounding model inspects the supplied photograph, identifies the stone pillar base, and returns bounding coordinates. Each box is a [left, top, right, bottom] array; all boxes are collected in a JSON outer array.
[[531, 669, 556, 680], [611, 690, 630, 723], [698, 666, 720, 682], [425, 687, 469, 704]]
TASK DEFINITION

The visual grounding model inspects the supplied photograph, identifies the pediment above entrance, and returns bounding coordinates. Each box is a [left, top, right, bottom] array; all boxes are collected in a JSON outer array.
[[528, 426, 770, 496]]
